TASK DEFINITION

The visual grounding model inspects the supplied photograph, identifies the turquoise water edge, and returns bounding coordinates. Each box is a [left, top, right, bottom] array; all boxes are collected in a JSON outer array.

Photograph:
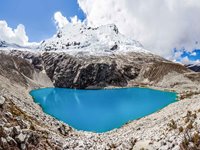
[[30, 87, 177, 133]]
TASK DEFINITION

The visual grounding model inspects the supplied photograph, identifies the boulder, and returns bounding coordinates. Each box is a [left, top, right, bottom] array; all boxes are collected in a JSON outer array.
[[12, 126, 21, 137], [15, 133, 26, 143], [0, 96, 5, 106], [6, 136, 17, 147]]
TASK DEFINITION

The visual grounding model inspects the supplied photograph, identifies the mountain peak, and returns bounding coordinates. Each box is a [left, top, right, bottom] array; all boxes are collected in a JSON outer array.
[[41, 24, 148, 56]]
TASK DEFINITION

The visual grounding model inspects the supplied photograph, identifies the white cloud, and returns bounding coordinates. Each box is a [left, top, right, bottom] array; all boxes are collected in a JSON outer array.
[[78, 0, 200, 57], [180, 56, 200, 65], [174, 51, 183, 59], [181, 56, 190, 64], [54, 11, 69, 29], [191, 52, 197, 56], [0, 20, 29, 46], [54, 12, 82, 29], [70, 16, 82, 24]]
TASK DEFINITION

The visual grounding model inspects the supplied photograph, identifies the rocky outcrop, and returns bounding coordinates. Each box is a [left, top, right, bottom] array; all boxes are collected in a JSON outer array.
[[139, 61, 190, 83], [9, 50, 43, 71], [42, 52, 166, 88], [0, 51, 53, 89], [0, 53, 34, 87]]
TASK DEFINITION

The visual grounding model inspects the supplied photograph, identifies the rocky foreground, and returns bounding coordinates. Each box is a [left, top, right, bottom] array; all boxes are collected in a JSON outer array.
[[0, 49, 200, 150]]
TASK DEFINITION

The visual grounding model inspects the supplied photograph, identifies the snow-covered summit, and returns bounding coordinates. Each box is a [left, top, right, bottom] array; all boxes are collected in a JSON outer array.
[[41, 23, 149, 56]]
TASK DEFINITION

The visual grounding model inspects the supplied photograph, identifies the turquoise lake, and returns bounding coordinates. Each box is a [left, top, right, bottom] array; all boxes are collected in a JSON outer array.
[[30, 87, 177, 133]]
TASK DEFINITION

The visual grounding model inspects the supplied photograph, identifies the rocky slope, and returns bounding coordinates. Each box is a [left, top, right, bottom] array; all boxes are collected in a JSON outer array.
[[0, 24, 200, 149]]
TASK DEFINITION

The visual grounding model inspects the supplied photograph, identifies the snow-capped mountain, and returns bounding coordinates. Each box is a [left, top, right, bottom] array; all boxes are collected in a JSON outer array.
[[0, 40, 22, 48], [0, 40, 39, 51], [186, 63, 200, 72], [41, 24, 149, 56], [1, 23, 192, 89]]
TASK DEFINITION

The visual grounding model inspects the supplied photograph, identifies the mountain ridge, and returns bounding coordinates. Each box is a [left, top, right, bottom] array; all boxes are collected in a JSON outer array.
[[0, 23, 195, 89], [186, 63, 200, 72], [40, 23, 148, 56]]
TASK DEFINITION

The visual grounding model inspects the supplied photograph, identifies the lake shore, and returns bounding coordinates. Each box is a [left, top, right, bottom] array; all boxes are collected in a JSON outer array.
[[1, 72, 200, 149]]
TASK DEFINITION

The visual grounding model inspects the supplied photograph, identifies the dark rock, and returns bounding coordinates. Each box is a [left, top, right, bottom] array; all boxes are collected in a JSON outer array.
[[12, 126, 21, 137], [110, 44, 118, 51], [27, 132, 40, 146], [16, 118, 28, 129], [0, 41, 6, 47], [58, 124, 71, 136], [5, 112, 13, 119], [20, 143, 26, 150], [0, 125, 7, 138], [0, 137, 9, 149], [57, 31, 62, 38], [6, 136, 17, 147], [111, 24, 119, 34]]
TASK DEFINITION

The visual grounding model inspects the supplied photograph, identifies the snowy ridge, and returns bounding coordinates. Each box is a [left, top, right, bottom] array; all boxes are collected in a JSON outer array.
[[186, 63, 200, 72], [187, 62, 200, 67], [0, 40, 39, 52], [0, 41, 22, 49], [40, 24, 150, 56]]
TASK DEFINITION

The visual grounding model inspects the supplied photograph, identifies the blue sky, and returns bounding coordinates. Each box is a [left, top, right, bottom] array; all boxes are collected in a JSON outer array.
[[174, 48, 200, 64], [0, 0, 85, 42]]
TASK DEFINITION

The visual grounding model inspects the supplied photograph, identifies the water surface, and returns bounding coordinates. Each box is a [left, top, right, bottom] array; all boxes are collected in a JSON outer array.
[[30, 87, 177, 133]]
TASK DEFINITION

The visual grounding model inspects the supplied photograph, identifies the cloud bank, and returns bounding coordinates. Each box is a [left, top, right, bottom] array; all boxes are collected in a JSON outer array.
[[0, 20, 29, 46], [78, 0, 200, 57], [0, 11, 81, 46], [54, 11, 82, 29], [54, 12, 69, 29]]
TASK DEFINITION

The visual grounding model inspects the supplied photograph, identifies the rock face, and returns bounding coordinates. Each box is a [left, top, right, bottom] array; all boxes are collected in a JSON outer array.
[[0, 53, 35, 87], [7, 50, 192, 89], [43, 52, 187, 89], [42, 52, 165, 88], [0, 51, 53, 88]]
